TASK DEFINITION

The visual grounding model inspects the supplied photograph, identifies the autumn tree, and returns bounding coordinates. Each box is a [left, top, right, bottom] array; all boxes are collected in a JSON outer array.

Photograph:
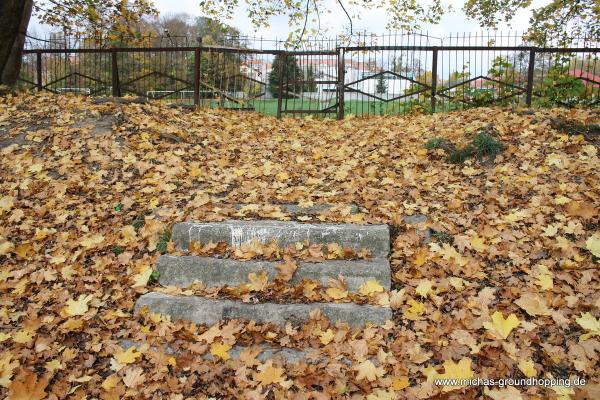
[[199, 0, 599, 45], [0, 0, 157, 87]]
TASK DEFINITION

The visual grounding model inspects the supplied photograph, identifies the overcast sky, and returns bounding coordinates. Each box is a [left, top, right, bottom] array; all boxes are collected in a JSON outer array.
[[30, 0, 550, 40]]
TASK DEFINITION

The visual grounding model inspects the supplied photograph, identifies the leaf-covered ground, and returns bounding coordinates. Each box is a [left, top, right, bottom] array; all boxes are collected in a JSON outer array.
[[0, 93, 599, 399]]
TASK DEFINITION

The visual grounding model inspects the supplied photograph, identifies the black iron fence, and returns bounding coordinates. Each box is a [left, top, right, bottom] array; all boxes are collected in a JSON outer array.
[[18, 33, 600, 118]]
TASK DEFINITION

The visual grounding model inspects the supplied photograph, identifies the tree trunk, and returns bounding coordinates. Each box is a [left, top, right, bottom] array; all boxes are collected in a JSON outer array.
[[0, 0, 33, 86]]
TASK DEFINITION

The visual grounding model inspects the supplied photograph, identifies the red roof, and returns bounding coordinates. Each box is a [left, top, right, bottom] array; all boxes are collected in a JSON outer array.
[[568, 69, 600, 88]]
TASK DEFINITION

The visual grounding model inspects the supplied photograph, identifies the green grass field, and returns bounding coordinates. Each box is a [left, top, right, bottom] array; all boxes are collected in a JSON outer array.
[[196, 98, 414, 117]]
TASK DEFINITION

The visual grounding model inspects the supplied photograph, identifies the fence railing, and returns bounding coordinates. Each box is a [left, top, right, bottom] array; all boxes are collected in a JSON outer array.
[[18, 34, 600, 118]]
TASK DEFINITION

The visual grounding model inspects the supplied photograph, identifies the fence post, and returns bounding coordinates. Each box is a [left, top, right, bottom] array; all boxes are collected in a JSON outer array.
[[526, 48, 536, 107], [36, 51, 42, 92], [337, 47, 345, 120], [430, 47, 438, 112], [194, 48, 201, 106], [111, 49, 121, 97], [276, 52, 285, 119]]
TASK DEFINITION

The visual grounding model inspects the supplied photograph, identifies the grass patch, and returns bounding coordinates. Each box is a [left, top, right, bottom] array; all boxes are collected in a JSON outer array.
[[431, 230, 454, 244], [149, 270, 160, 284], [156, 231, 171, 254], [425, 137, 451, 151], [470, 131, 505, 159], [429, 129, 505, 164]]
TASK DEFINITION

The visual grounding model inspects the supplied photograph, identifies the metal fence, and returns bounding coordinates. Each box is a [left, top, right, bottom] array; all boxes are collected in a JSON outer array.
[[18, 32, 600, 118]]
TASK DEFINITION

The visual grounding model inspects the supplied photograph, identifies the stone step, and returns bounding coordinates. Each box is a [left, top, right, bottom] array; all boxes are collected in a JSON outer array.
[[120, 339, 353, 365], [172, 220, 390, 258], [156, 255, 390, 292], [135, 293, 391, 327], [233, 203, 359, 216]]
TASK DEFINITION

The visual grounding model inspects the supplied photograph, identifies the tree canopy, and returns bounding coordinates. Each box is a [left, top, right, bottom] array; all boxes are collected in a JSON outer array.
[[199, 0, 599, 44]]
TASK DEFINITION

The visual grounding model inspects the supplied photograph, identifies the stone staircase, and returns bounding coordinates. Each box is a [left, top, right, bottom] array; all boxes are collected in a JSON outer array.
[[135, 220, 392, 327]]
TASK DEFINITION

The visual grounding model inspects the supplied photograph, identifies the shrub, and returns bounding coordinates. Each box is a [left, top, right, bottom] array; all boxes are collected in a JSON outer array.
[[470, 131, 504, 159], [432, 130, 504, 164], [446, 146, 475, 164], [425, 137, 451, 150]]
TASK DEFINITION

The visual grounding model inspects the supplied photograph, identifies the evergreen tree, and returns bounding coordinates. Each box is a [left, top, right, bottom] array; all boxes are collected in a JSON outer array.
[[268, 55, 303, 98], [305, 66, 317, 92], [375, 70, 388, 94]]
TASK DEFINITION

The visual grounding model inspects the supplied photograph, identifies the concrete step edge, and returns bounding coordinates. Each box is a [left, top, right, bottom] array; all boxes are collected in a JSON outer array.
[[135, 292, 392, 327], [157, 255, 391, 292], [172, 220, 390, 258]]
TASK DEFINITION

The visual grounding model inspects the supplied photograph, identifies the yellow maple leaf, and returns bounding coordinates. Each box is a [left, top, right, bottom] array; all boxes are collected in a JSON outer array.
[[366, 388, 396, 400], [326, 287, 348, 300], [585, 233, 600, 258], [0, 241, 14, 256], [302, 281, 318, 298], [413, 247, 428, 267], [484, 386, 524, 400], [319, 329, 334, 345], [210, 341, 231, 361], [62, 294, 93, 316], [435, 357, 474, 392], [121, 225, 137, 243], [114, 346, 142, 365], [415, 279, 433, 298], [545, 153, 563, 167], [389, 289, 405, 309], [101, 374, 121, 391], [575, 312, 600, 341], [404, 299, 425, 321], [391, 375, 410, 390], [275, 171, 289, 181], [132, 266, 153, 288], [45, 359, 64, 373], [483, 311, 520, 340], [517, 359, 536, 377], [13, 330, 35, 344], [470, 235, 487, 252], [247, 271, 269, 292], [0, 196, 14, 215], [535, 274, 553, 290], [0, 353, 19, 388], [359, 280, 384, 296], [79, 234, 104, 249], [256, 361, 285, 386], [542, 225, 558, 237], [354, 360, 384, 382]]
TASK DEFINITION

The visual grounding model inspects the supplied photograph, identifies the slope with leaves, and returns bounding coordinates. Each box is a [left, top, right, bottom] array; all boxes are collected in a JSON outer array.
[[0, 92, 598, 399]]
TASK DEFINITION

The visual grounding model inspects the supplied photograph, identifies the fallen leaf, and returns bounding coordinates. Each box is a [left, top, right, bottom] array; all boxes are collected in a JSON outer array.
[[515, 293, 551, 316], [585, 233, 600, 258], [354, 360, 384, 382], [210, 341, 231, 361], [518, 359, 536, 377], [0, 353, 19, 388], [359, 280, 384, 296], [62, 294, 93, 317], [114, 346, 142, 365], [326, 287, 348, 300], [415, 279, 433, 298], [9, 372, 48, 400], [256, 361, 285, 386], [484, 386, 524, 400], [483, 311, 520, 340]]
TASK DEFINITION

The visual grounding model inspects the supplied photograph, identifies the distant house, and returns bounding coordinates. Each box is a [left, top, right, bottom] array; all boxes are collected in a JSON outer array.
[[568, 69, 600, 88], [240, 59, 272, 82]]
